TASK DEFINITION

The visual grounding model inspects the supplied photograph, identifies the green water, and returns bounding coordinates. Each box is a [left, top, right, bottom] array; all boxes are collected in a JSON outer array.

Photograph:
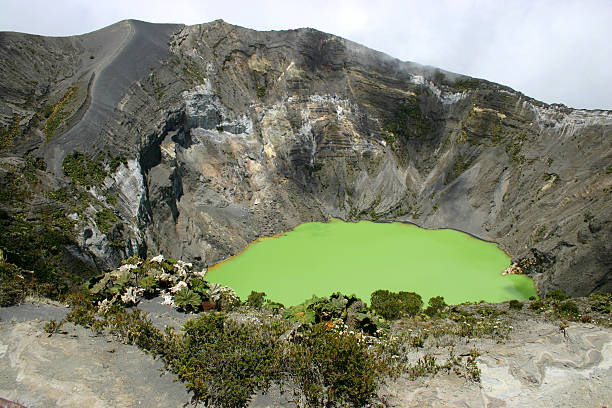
[[206, 220, 537, 306]]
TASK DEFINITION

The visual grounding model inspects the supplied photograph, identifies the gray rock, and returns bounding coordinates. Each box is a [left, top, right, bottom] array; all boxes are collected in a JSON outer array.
[[1, 19, 610, 297]]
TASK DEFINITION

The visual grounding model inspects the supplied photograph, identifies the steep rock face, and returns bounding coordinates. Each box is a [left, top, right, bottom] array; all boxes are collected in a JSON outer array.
[[0, 20, 610, 295]]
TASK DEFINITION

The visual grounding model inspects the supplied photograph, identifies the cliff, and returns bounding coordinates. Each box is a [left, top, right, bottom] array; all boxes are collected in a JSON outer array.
[[0, 19, 610, 296]]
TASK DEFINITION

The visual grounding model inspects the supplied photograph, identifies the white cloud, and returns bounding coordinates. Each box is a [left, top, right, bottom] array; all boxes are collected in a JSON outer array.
[[1, 0, 611, 109]]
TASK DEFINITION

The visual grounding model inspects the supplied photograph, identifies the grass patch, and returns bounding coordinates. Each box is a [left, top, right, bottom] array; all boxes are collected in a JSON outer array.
[[43, 86, 78, 140], [182, 59, 206, 84], [62, 151, 107, 186], [0, 114, 21, 152], [95, 208, 117, 235], [445, 154, 472, 184], [256, 85, 267, 99], [108, 154, 127, 173], [383, 96, 430, 141]]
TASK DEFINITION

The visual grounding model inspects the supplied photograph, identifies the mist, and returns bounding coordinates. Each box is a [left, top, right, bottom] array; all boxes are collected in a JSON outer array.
[[1, 0, 610, 109]]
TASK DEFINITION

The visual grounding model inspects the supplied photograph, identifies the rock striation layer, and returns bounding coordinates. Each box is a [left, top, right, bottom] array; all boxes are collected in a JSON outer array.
[[0, 19, 611, 296]]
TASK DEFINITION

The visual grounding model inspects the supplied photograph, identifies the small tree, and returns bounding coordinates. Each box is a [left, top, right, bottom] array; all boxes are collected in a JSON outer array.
[[424, 296, 447, 317]]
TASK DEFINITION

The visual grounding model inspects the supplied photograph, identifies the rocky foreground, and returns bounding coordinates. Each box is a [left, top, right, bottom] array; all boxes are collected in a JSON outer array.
[[1, 293, 610, 407]]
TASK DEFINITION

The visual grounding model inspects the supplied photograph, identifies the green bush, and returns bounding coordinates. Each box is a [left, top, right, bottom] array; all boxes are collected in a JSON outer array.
[[108, 154, 127, 173], [103, 308, 165, 351], [424, 296, 447, 317], [589, 293, 611, 314], [284, 301, 317, 324], [190, 277, 209, 294], [138, 276, 156, 292], [398, 291, 424, 316], [0, 209, 82, 299], [173, 288, 201, 312], [284, 293, 378, 333], [508, 299, 523, 310], [371, 289, 422, 320], [556, 300, 580, 316], [0, 257, 27, 306], [288, 323, 382, 407], [168, 313, 284, 407], [246, 290, 266, 309], [546, 289, 567, 301], [55, 285, 397, 408], [529, 300, 546, 312], [95, 208, 117, 234], [256, 85, 266, 99], [62, 151, 107, 187]]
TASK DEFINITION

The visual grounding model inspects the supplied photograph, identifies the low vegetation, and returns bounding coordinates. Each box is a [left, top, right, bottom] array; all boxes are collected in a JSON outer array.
[[0, 114, 21, 152], [445, 154, 473, 184], [28, 254, 612, 407], [383, 96, 430, 142], [0, 149, 132, 304], [43, 86, 78, 140], [0, 208, 82, 299], [95, 208, 117, 234], [370, 289, 422, 319], [62, 151, 108, 187], [0, 249, 27, 307]]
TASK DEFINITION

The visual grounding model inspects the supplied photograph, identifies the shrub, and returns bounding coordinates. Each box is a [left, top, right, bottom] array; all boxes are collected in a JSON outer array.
[[44, 319, 62, 335], [371, 289, 422, 320], [138, 276, 156, 292], [95, 208, 117, 234], [173, 288, 201, 312], [398, 291, 424, 316], [246, 290, 266, 309], [256, 85, 266, 99], [57, 286, 393, 408], [168, 313, 284, 407], [529, 301, 546, 312], [108, 154, 127, 173], [288, 323, 382, 407], [508, 299, 523, 310], [189, 277, 208, 294], [62, 151, 107, 187], [104, 308, 165, 351], [311, 293, 349, 321], [283, 301, 316, 324], [546, 290, 567, 301], [284, 293, 378, 333], [556, 300, 580, 316], [588, 294, 611, 314], [0, 257, 27, 307], [0, 209, 80, 300], [424, 296, 447, 317]]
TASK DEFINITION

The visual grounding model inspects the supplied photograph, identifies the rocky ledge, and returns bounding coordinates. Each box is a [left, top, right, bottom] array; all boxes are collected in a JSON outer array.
[[0, 295, 610, 407]]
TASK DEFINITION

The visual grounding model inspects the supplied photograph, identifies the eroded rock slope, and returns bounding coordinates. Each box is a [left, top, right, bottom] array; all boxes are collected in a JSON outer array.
[[0, 20, 610, 295]]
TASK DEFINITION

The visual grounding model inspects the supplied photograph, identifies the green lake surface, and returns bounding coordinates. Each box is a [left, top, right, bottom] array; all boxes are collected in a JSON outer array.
[[206, 220, 537, 306]]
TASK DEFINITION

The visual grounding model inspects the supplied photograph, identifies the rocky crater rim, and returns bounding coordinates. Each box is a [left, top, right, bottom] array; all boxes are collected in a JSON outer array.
[[4, 18, 609, 114], [0, 17, 610, 300]]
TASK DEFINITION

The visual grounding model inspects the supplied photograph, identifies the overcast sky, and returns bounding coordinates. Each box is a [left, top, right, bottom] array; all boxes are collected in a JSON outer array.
[[2, 0, 610, 110]]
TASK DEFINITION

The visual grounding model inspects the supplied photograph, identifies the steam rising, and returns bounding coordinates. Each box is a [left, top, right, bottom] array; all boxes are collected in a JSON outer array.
[[1, 0, 610, 109]]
